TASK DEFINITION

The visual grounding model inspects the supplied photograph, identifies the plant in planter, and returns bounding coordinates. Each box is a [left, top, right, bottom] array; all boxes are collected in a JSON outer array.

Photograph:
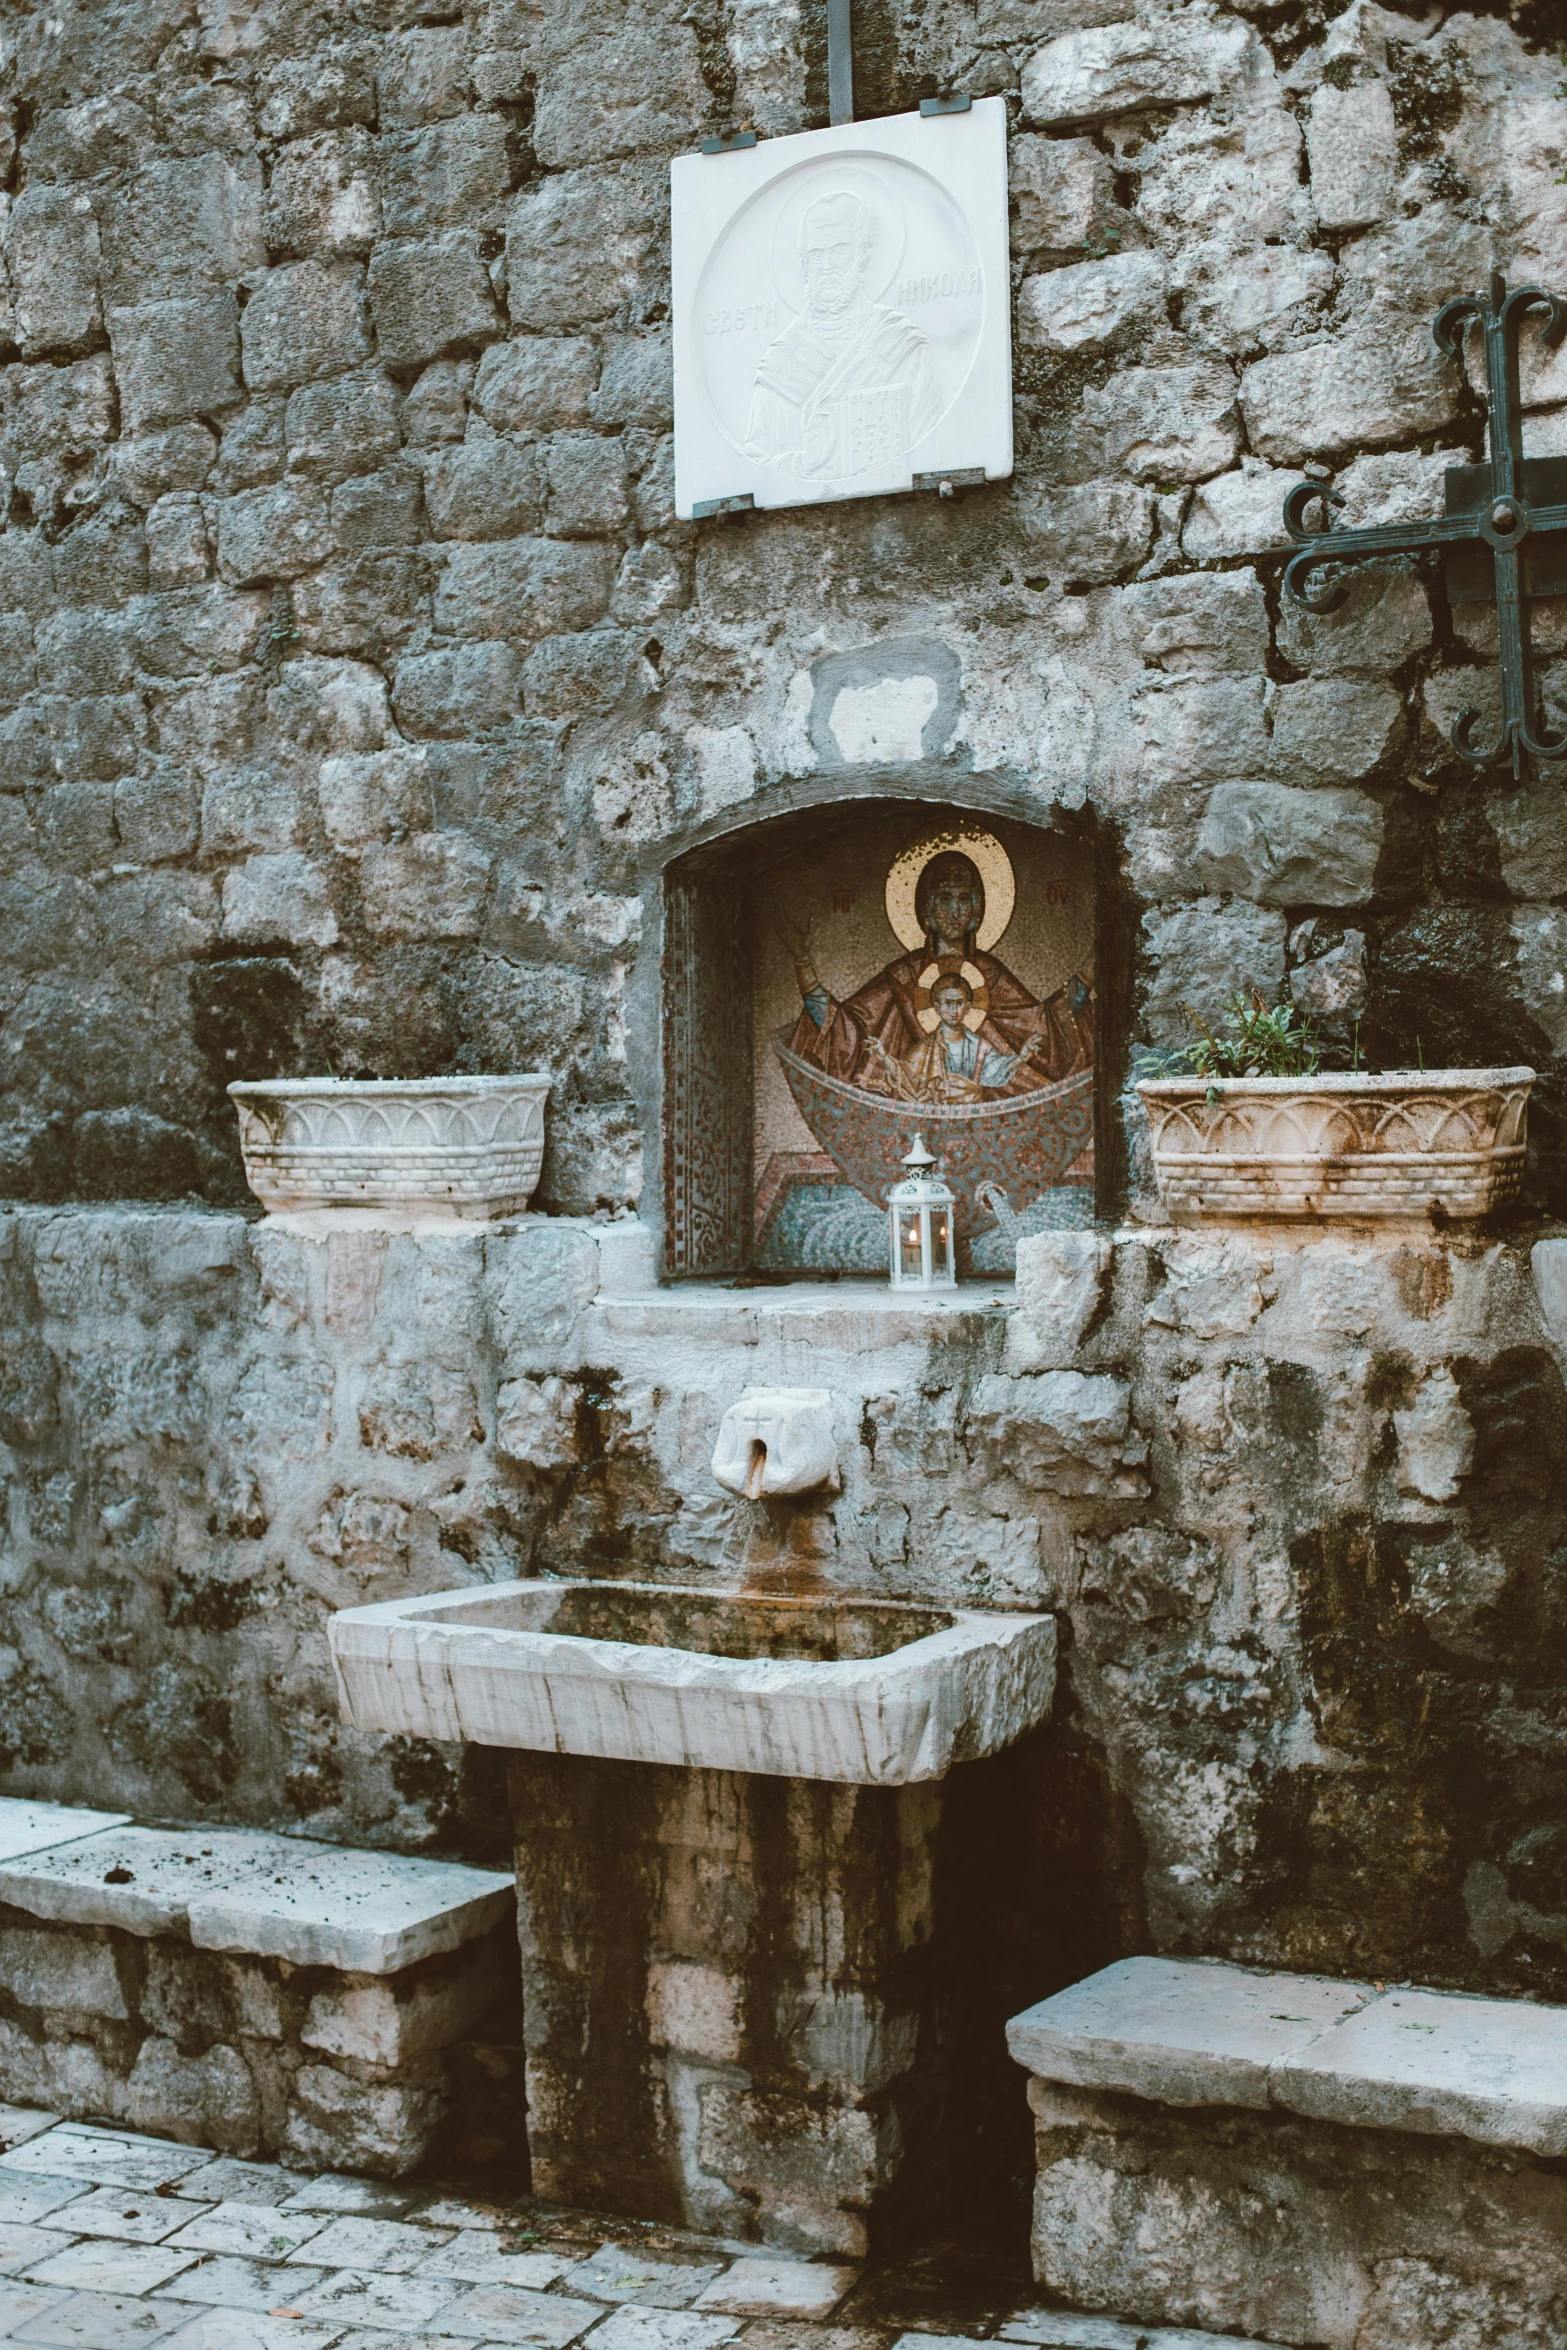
[[1137, 995, 1532, 1223]]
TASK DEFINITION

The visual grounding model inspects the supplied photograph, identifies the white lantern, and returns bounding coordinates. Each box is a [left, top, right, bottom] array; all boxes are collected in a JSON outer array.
[[888, 1133, 957, 1292]]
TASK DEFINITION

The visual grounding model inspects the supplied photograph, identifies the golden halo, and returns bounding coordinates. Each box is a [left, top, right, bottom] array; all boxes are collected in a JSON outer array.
[[915, 958, 989, 1032], [885, 826, 1015, 955]]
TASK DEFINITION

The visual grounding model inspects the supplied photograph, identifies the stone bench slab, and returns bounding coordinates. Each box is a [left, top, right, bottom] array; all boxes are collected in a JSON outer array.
[[1007, 1954, 1567, 2156], [0, 1808, 511, 1974], [0, 1804, 131, 1864]]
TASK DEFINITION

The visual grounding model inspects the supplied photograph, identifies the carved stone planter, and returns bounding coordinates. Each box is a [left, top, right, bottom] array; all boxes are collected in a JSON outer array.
[[229, 1075, 550, 1219], [1137, 1068, 1534, 1222]]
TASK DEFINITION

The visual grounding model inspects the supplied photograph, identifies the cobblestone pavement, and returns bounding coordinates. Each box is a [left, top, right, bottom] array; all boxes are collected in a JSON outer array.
[[0, 2103, 1259, 2350]]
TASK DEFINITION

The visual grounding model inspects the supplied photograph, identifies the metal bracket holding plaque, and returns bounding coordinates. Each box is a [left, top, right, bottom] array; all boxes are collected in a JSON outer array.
[[1280, 271, 1567, 777], [670, 98, 1012, 522]]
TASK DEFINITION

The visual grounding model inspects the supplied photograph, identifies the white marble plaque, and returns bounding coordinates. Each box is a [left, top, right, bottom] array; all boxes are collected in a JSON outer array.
[[672, 99, 1012, 519]]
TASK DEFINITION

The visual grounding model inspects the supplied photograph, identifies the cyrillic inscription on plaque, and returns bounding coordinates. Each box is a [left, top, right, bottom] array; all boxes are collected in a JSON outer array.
[[672, 100, 1012, 519]]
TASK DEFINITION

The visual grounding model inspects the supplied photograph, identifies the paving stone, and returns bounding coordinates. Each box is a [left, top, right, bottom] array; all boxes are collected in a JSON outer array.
[[49, 2187, 207, 2244], [584, 2315, 741, 2350], [0, 2131, 211, 2194], [8, 2289, 189, 2342], [168, 2161, 295, 2209], [696, 2258, 857, 2317], [413, 2196, 516, 2232], [295, 2214, 450, 2272], [21, 2240, 201, 2296], [162, 2202, 330, 2260], [290, 2268, 461, 2330], [0, 2226, 78, 2278], [156, 2311, 341, 2349], [0, 2281, 70, 2336], [153, 2255, 327, 2312], [0, 2178, 88, 2228], [996, 2316, 1143, 2348], [0, 2112, 58, 2152], [567, 2244, 724, 2306], [429, 2284, 607, 2344], [280, 2174, 416, 2217], [415, 2234, 573, 2288]]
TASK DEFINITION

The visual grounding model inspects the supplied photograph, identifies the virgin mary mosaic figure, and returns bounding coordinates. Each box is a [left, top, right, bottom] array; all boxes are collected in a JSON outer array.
[[780, 847, 1091, 1098]]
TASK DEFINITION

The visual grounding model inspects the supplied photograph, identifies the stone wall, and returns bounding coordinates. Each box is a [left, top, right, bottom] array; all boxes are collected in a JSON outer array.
[[0, 2, 1563, 1212], [5, 0, 1567, 2210]]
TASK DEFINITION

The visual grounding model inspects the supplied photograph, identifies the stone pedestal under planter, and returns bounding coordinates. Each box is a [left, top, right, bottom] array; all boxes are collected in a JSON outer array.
[[229, 1075, 550, 1219], [1137, 1067, 1533, 1220]]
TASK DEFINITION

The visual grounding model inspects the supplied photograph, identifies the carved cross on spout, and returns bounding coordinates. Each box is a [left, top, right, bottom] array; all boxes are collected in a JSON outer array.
[[1281, 270, 1567, 779]]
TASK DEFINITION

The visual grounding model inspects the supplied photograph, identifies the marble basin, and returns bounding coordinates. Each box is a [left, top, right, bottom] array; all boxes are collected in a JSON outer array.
[[330, 1577, 1057, 1784]]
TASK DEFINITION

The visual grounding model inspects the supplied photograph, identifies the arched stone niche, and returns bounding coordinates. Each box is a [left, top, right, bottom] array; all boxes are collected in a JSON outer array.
[[661, 796, 1130, 1279]]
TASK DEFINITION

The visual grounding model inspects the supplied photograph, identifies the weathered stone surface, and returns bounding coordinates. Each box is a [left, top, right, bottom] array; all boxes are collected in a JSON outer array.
[[1241, 327, 1462, 462], [1268, 678, 1403, 783], [1195, 781, 1384, 907], [109, 297, 241, 432], [1018, 253, 1166, 357], [1306, 83, 1397, 233], [433, 537, 615, 642], [475, 336, 598, 433], [1010, 136, 1114, 262], [1084, 362, 1239, 485], [506, 163, 664, 331], [1022, 15, 1255, 128], [367, 235, 498, 370]]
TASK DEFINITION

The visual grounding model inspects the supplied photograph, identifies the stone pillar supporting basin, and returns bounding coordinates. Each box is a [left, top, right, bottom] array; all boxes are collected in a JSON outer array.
[[331, 1578, 1058, 2253]]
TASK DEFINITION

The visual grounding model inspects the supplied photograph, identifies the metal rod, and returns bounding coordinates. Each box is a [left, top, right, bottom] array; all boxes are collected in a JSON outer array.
[[828, 0, 854, 124]]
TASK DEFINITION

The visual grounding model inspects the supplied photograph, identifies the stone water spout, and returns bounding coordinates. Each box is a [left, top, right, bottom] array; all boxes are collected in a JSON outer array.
[[711, 1385, 841, 1499]]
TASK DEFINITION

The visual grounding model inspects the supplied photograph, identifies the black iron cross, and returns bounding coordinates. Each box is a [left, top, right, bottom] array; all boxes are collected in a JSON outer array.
[[1281, 271, 1567, 778]]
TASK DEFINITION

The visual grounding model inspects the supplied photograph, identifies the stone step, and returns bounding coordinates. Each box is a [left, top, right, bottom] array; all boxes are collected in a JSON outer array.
[[1006, 1956, 1567, 2350], [0, 1798, 521, 2179]]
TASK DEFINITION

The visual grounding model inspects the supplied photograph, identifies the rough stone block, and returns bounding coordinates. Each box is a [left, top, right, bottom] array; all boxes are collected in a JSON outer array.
[[241, 261, 371, 393], [968, 1372, 1144, 1498], [259, 47, 378, 142], [433, 536, 615, 642], [302, 1937, 509, 2064], [545, 431, 630, 538], [393, 642, 523, 737], [263, 127, 379, 258], [1276, 564, 1431, 676], [98, 153, 265, 304], [1084, 361, 1239, 485], [318, 747, 432, 850], [367, 234, 498, 371], [506, 163, 664, 332], [1269, 678, 1402, 782], [0, 1927, 126, 2019], [111, 421, 218, 505], [1306, 82, 1397, 234], [146, 494, 212, 590], [522, 629, 644, 718], [474, 336, 598, 433], [379, 116, 511, 239], [285, 371, 402, 485], [222, 850, 338, 947], [1006, 1233, 1112, 1373], [1240, 326, 1462, 462], [378, 25, 471, 130], [1017, 478, 1155, 589], [5, 187, 101, 358], [494, 1373, 579, 1468], [109, 296, 241, 432], [125, 2037, 261, 2157], [114, 769, 197, 861], [593, 333, 673, 431], [1010, 135, 1113, 261], [1118, 570, 1268, 676], [532, 13, 706, 169], [1131, 675, 1270, 787], [359, 833, 491, 940], [1018, 252, 1166, 356], [1140, 899, 1287, 1044], [215, 480, 331, 586], [283, 2064, 442, 2177], [1195, 781, 1383, 907], [424, 429, 542, 541], [1022, 15, 1255, 127], [328, 466, 425, 553]]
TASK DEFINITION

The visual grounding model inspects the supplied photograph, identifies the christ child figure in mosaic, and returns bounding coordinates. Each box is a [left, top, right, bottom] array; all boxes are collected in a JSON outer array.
[[780, 849, 1090, 1098]]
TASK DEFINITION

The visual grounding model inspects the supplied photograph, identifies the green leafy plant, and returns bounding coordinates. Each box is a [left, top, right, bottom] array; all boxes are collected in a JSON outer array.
[[1174, 991, 1323, 1079]]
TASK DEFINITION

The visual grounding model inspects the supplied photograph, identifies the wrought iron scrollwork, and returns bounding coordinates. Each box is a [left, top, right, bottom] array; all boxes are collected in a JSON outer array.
[[1281, 270, 1567, 778]]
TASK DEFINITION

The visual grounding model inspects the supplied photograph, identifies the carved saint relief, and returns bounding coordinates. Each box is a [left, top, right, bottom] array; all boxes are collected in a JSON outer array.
[[672, 101, 1012, 518]]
